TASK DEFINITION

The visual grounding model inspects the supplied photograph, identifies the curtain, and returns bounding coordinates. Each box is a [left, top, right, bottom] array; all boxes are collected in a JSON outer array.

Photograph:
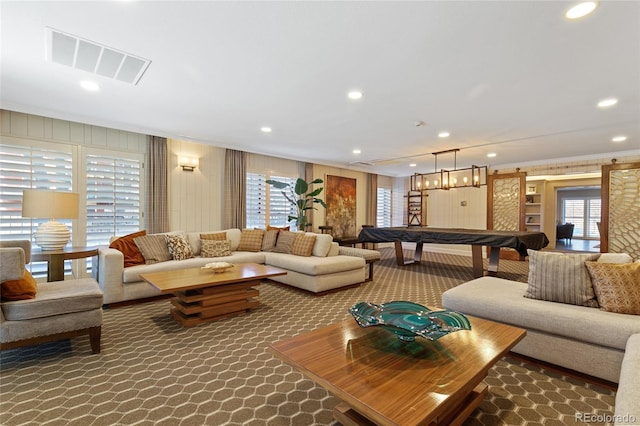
[[224, 149, 246, 229], [366, 173, 378, 226], [146, 136, 169, 233]]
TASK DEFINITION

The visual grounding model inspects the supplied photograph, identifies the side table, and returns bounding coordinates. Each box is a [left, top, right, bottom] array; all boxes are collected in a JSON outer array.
[[30, 247, 99, 282]]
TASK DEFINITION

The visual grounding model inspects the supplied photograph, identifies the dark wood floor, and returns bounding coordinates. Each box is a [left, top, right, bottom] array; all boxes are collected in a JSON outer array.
[[554, 238, 600, 253]]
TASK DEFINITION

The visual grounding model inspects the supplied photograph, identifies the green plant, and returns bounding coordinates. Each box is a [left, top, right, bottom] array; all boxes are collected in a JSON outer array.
[[266, 178, 326, 229]]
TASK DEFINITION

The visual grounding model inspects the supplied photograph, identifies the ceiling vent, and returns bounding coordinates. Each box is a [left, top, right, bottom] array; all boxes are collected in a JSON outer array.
[[45, 27, 151, 85]]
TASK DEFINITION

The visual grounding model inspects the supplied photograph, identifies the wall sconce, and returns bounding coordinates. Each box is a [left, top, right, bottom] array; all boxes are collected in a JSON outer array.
[[180, 156, 199, 172]]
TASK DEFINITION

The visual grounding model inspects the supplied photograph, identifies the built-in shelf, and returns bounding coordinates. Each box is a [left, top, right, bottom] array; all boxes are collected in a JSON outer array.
[[524, 189, 543, 232]]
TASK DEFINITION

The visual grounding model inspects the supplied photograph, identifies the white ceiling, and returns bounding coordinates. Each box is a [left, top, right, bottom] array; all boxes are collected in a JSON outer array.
[[1, 1, 639, 177]]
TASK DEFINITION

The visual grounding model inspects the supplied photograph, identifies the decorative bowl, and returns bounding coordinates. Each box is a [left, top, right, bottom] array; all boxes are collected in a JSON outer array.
[[349, 301, 471, 342], [201, 262, 234, 273]]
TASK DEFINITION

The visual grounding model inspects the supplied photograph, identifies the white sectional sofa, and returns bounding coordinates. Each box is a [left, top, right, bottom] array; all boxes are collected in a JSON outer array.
[[93, 229, 366, 305]]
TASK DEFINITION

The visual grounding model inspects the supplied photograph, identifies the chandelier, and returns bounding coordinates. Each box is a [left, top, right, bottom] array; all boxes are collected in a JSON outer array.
[[410, 148, 487, 191]]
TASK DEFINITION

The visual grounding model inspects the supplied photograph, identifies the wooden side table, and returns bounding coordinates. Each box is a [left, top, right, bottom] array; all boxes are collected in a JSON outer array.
[[30, 247, 99, 282]]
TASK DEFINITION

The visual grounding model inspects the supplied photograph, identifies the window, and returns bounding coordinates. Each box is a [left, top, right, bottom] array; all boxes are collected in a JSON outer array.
[[86, 153, 143, 247], [562, 198, 601, 238], [246, 173, 297, 230], [0, 143, 73, 276], [376, 187, 392, 227]]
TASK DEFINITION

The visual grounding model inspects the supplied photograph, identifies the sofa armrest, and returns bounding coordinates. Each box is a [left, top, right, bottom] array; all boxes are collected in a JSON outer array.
[[93, 247, 126, 304], [615, 334, 640, 424]]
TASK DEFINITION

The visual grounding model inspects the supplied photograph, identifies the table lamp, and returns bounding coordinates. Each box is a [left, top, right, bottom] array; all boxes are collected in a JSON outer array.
[[22, 189, 79, 250]]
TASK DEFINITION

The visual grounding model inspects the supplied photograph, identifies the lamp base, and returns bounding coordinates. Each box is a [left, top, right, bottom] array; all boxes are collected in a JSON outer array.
[[34, 220, 70, 251]]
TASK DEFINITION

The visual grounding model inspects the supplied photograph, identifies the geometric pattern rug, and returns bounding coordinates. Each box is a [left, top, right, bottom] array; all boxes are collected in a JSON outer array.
[[0, 248, 616, 425]]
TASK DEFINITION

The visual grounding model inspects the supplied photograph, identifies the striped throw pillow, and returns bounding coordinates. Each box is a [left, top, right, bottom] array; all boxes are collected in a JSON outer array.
[[525, 250, 600, 307], [134, 234, 172, 264]]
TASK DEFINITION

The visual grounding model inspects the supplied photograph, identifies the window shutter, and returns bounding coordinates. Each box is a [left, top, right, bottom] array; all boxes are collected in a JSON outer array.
[[246, 172, 267, 229], [376, 187, 392, 228], [86, 154, 142, 246]]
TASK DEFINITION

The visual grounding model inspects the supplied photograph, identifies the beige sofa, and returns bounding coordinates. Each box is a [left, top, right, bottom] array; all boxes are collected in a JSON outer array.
[[93, 229, 366, 305], [442, 276, 640, 383]]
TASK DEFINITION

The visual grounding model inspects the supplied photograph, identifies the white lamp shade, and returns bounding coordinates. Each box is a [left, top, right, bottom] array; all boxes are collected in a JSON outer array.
[[22, 190, 79, 219]]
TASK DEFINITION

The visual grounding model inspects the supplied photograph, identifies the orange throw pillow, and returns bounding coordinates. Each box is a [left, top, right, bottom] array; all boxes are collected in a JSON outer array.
[[110, 230, 147, 267], [1, 270, 37, 301]]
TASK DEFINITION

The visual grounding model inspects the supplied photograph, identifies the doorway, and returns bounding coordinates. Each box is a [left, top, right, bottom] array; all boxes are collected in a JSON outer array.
[[555, 186, 601, 253]]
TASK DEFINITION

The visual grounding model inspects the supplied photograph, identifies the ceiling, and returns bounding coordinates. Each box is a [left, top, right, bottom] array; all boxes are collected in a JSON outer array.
[[1, 1, 639, 177]]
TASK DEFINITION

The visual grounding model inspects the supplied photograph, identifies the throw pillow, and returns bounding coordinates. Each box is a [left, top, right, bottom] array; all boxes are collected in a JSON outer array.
[[272, 231, 297, 254], [525, 250, 600, 307], [597, 253, 633, 264], [291, 234, 317, 257], [165, 234, 194, 261], [134, 234, 172, 264], [261, 229, 279, 251], [1, 270, 37, 301], [268, 225, 290, 231], [237, 229, 265, 252], [201, 240, 232, 257], [109, 230, 146, 267], [585, 262, 640, 315], [200, 232, 227, 241]]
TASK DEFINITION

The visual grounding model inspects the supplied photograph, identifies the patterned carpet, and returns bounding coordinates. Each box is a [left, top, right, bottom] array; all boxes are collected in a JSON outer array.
[[0, 248, 616, 425]]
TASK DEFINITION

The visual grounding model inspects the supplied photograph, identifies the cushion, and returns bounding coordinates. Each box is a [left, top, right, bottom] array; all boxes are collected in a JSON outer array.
[[201, 240, 232, 258], [525, 250, 600, 307], [272, 231, 297, 254], [134, 234, 172, 264], [200, 232, 227, 241], [597, 253, 633, 264], [1, 270, 37, 301], [165, 234, 193, 260], [585, 262, 640, 315], [237, 229, 265, 252], [261, 229, 279, 251], [268, 225, 290, 231], [109, 230, 146, 267], [309, 233, 333, 257], [291, 234, 316, 257]]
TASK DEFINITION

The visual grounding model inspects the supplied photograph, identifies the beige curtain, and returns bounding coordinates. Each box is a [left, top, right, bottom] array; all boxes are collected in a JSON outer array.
[[366, 173, 378, 226], [224, 149, 246, 229], [146, 136, 169, 233]]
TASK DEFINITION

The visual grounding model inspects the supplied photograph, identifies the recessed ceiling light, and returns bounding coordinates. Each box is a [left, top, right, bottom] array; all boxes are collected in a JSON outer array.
[[352, 149, 361, 154], [487, 153, 497, 158], [612, 136, 627, 142], [409, 163, 417, 167], [597, 98, 618, 108], [438, 131, 450, 138], [260, 127, 272, 133], [347, 91, 363, 100], [565, 2, 598, 19], [80, 80, 100, 91]]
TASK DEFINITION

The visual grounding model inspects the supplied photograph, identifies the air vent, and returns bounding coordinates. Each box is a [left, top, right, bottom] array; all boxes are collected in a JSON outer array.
[[46, 27, 151, 85]]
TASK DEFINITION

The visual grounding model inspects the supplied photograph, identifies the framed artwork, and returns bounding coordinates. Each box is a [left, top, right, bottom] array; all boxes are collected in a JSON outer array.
[[325, 175, 357, 239]]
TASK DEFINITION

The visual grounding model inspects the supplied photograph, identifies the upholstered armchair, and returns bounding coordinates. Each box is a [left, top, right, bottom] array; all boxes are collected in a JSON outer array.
[[0, 240, 104, 353], [556, 223, 575, 242]]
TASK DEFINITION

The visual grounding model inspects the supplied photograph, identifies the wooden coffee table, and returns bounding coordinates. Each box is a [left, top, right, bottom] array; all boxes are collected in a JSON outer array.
[[269, 315, 525, 425], [140, 263, 286, 327]]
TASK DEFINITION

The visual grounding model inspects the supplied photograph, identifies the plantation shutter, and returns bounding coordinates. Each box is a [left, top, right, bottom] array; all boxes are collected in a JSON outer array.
[[376, 187, 392, 228], [0, 144, 73, 276], [86, 154, 142, 246], [246, 172, 267, 229], [269, 175, 297, 230]]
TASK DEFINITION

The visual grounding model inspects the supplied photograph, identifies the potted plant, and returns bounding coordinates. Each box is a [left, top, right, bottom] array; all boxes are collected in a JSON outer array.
[[266, 178, 326, 230]]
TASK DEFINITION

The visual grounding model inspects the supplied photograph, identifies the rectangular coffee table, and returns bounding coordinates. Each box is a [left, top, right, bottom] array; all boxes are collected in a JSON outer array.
[[269, 315, 525, 425], [140, 263, 286, 327]]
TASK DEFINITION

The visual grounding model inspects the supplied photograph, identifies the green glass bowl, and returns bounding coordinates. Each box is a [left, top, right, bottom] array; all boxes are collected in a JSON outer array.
[[349, 301, 471, 342]]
